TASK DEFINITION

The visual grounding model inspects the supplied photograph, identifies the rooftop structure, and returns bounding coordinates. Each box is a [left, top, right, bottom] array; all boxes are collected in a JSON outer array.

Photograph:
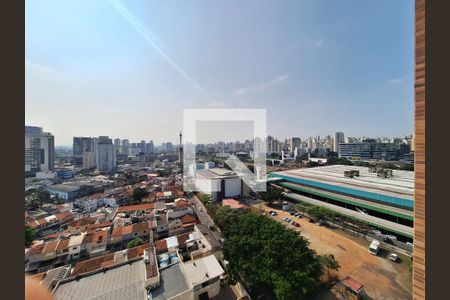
[[270, 165, 415, 240], [52, 260, 147, 300], [270, 165, 414, 208]]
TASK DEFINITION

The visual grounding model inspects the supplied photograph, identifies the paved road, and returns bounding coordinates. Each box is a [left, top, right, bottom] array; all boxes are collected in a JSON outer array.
[[189, 195, 222, 242]]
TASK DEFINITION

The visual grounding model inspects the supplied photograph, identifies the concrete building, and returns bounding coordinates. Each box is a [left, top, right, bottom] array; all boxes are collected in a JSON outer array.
[[151, 254, 224, 300], [334, 132, 345, 152], [96, 136, 116, 172], [289, 137, 302, 154], [195, 168, 242, 202], [73, 137, 94, 166], [25, 126, 55, 176], [82, 151, 96, 169]]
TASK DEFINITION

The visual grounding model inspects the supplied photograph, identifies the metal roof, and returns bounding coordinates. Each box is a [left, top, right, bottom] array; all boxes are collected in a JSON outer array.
[[53, 260, 147, 300]]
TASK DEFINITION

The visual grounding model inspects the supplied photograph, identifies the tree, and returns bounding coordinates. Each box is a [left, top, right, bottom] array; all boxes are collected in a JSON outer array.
[[258, 185, 283, 204], [222, 213, 323, 299], [132, 187, 149, 203], [37, 190, 51, 203], [320, 254, 340, 280], [213, 206, 245, 232], [306, 161, 319, 168], [25, 226, 36, 247], [127, 237, 145, 249]]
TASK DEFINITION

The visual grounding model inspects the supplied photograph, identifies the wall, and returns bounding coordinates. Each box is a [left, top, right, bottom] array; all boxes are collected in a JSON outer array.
[[413, 0, 425, 299], [224, 177, 241, 198]]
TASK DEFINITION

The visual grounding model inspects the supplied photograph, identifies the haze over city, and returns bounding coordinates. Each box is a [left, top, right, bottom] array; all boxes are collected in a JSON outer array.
[[26, 0, 414, 146]]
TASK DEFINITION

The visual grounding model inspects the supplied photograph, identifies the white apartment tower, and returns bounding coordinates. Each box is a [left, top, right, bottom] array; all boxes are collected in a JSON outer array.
[[96, 136, 116, 171], [25, 126, 55, 175]]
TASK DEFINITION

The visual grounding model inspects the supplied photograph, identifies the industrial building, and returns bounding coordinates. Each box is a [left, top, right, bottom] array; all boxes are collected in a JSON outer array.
[[269, 165, 414, 241]]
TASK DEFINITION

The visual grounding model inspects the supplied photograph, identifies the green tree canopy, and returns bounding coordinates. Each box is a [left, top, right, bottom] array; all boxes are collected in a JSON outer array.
[[213, 206, 245, 232], [222, 213, 323, 299], [258, 185, 283, 204], [25, 226, 36, 247], [132, 187, 149, 203], [127, 237, 145, 249], [320, 253, 340, 279]]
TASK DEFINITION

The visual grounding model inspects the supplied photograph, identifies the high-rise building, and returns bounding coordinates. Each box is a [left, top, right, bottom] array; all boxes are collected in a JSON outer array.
[[334, 132, 345, 152], [140, 140, 146, 154], [96, 136, 116, 171], [114, 138, 121, 147], [73, 137, 94, 166], [290, 137, 301, 154], [146, 141, 154, 154], [25, 126, 55, 175], [83, 151, 96, 169]]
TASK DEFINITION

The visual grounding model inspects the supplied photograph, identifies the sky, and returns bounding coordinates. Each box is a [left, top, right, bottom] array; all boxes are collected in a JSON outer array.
[[25, 0, 415, 146]]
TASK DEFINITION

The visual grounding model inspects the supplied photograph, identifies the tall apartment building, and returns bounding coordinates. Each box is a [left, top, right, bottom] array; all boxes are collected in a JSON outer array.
[[82, 151, 96, 169], [140, 140, 146, 154], [334, 132, 345, 152], [73, 137, 94, 166], [146, 141, 154, 154], [96, 136, 116, 171], [25, 126, 55, 176]]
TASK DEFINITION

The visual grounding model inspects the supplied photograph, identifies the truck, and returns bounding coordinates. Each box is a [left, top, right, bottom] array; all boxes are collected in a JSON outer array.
[[369, 239, 381, 255]]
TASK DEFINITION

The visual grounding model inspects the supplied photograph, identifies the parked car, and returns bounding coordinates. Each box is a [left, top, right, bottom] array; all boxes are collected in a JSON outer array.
[[389, 253, 399, 262], [406, 242, 414, 247], [294, 212, 301, 217], [292, 221, 300, 227], [316, 220, 324, 226], [271, 211, 278, 216], [290, 212, 296, 216], [386, 235, 397, 241], [283, 217, 289, 222]]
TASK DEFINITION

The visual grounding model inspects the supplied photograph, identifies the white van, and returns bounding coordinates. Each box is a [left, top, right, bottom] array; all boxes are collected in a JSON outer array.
[[369, 239, 381, 255]]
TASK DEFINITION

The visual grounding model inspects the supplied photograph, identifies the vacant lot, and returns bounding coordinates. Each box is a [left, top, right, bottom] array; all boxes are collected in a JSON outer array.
[[251, 201, 412, 300]]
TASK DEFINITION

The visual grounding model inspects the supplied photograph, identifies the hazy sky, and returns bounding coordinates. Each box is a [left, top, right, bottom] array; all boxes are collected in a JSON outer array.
[[25, 0, 414, 146]]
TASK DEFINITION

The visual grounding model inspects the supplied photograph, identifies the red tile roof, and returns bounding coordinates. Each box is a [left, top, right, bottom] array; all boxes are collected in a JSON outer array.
[[181, 214, 197, 226], [69, 217, 97, 228], [118, 203, 155, 213], [82, 230, 108, 244], [155, 239, 168, 254], [56, 238, 70, 251], [42, 241, 59, 254], [29, 243, 45, 255], [342, 276, 365, 294], [223, 198, 247, 209]]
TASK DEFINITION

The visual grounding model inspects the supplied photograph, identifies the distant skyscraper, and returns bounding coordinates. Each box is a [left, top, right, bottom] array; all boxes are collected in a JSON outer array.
[[73, 137, 94, 166], [334, 132, 345, 152], [146, 141, 154, 154], [25, 126, 55, 175], [96, 136, 116, 171], [140, 140, 146, 153], [114, 138, 121, 147], [290, 137, 301, 154]]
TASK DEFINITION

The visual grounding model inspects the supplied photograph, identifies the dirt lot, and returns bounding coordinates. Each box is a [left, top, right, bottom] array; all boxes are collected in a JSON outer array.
[[250, 201, 412, 300]]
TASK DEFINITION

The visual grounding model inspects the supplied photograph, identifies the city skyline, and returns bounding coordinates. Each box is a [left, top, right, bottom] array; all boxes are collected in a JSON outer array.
[[26, 0, 414, 146]]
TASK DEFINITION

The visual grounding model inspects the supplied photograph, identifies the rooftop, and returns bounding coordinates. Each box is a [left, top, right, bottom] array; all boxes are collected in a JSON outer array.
[[196, 168, 239, 180], [53, 260, 147, 300], [182, 254, 224, 287], [151, 263, 189, 300], [47, 184, 80, 193]]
